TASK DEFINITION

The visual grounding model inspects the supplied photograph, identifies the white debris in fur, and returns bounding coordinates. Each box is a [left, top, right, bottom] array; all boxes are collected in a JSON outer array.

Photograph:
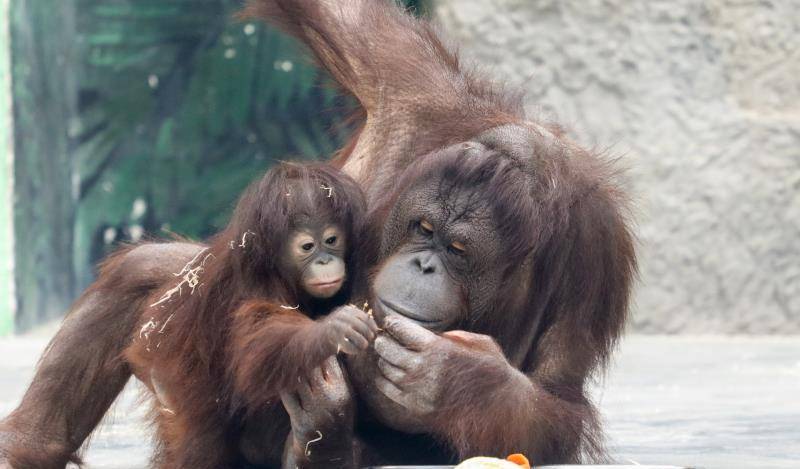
[[280, 305, 300, 310], [320, 184, 333, 198], [173, 249, 212, 278], [139, 312, 176, 352], [152, 314, 175, 350], [230, 231, 256, 250], [151, 284, 184, 308], [239, 231, 256, 248], [350, 302, 374, 320], [149, 249, 214, 307], [139, 318, 158, 341], [158, 313, 175, 334], [305, 431, 323, 457], [139, 318, 159, 352], [161, 407, 175, 415]]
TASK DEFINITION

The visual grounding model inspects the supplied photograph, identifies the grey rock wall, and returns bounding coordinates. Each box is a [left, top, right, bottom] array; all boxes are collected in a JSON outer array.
[[434, 0, 800, 333]]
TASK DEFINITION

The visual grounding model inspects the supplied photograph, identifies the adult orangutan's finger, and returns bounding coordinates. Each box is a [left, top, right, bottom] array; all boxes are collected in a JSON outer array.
[[377, 357, 406, 384], [374, 334, 419, 369], [443, 330, 503, 355], [383, 315, 436, 348], [374, 376, 409, 407]]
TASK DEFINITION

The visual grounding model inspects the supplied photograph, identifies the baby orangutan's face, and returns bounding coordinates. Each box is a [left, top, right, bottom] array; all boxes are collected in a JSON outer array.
[[279, 217, 347, 299]]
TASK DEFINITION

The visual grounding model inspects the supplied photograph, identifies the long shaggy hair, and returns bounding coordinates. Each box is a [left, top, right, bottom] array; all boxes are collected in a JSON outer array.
[[146, 161, 367, 373], [125, 162, 367, 466]]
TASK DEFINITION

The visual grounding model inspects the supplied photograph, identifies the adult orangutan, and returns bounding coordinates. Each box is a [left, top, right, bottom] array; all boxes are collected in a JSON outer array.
[[0, 1, 636, 468]]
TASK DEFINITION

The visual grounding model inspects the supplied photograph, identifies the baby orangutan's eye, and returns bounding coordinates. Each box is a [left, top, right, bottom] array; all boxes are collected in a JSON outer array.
[[301, 242, 315, 252], [325, 236, 338, 246]]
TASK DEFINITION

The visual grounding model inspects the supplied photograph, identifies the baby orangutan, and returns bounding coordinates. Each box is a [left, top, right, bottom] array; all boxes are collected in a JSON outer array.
[[124, 162, 378, 468]]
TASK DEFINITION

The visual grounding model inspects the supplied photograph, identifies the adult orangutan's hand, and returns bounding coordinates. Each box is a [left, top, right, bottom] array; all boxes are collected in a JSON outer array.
[[371, 315, 514, 427]]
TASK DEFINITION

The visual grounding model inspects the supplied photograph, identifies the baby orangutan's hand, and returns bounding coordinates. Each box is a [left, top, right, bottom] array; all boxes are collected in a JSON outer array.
[[319, 304, 379, 355]]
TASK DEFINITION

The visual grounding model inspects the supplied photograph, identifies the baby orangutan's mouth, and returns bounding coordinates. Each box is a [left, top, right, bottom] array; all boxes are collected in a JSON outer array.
[[309, 277, 344, 293]]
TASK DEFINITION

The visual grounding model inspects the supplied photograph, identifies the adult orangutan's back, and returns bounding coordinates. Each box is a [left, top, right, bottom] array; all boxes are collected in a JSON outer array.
[[241, 0, 527, 203]]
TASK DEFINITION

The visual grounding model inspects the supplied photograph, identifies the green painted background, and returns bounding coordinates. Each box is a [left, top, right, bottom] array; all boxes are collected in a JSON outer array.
[[4, 0, 424, 333], [0, 0, 14, 336]]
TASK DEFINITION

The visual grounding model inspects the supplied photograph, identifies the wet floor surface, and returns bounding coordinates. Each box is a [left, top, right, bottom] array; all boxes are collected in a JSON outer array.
[[1, 335, 798, 468], [596, 336, 799, 469]]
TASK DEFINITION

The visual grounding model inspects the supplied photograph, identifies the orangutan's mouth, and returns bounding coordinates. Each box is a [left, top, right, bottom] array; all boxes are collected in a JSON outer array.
[[310, 277, 344, 289], [378, 298, 443, 326]]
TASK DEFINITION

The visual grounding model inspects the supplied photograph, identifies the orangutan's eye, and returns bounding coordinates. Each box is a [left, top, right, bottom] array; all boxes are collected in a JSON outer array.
[[448, 241, 466, 255], [301, 242, 315, 252], [418, 219, 434, 236], [325, 236, 338, 246]]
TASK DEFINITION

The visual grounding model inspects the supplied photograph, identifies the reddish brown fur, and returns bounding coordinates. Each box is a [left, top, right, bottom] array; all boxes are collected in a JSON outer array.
[[1, 1, 636, 467], [122, 162, 367, 468], [242, 0, 636, 464], [0, 242, 200, 468], [357, 133, 634, 462], [238, 0, 526, 204], [1, 163, 367, 469]]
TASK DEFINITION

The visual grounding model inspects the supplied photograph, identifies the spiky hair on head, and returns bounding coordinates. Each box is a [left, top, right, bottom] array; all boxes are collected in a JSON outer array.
[[225, 161, 367, 276]]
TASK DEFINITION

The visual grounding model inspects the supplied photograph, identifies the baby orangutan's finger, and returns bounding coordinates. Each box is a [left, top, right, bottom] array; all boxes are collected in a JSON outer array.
[[343, 329, 370, 351], [337, 336, 362, 355], [343, 312, 375, 342], [359, 310, 380, 335], [308, 364, 326, 388], [342, 304, 379, 335], [297, 375, 314, 402], [322, 356, 345, 381]]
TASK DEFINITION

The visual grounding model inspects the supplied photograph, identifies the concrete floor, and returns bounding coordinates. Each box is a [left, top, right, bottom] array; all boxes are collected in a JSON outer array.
[[1, 335, 798, 468]]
